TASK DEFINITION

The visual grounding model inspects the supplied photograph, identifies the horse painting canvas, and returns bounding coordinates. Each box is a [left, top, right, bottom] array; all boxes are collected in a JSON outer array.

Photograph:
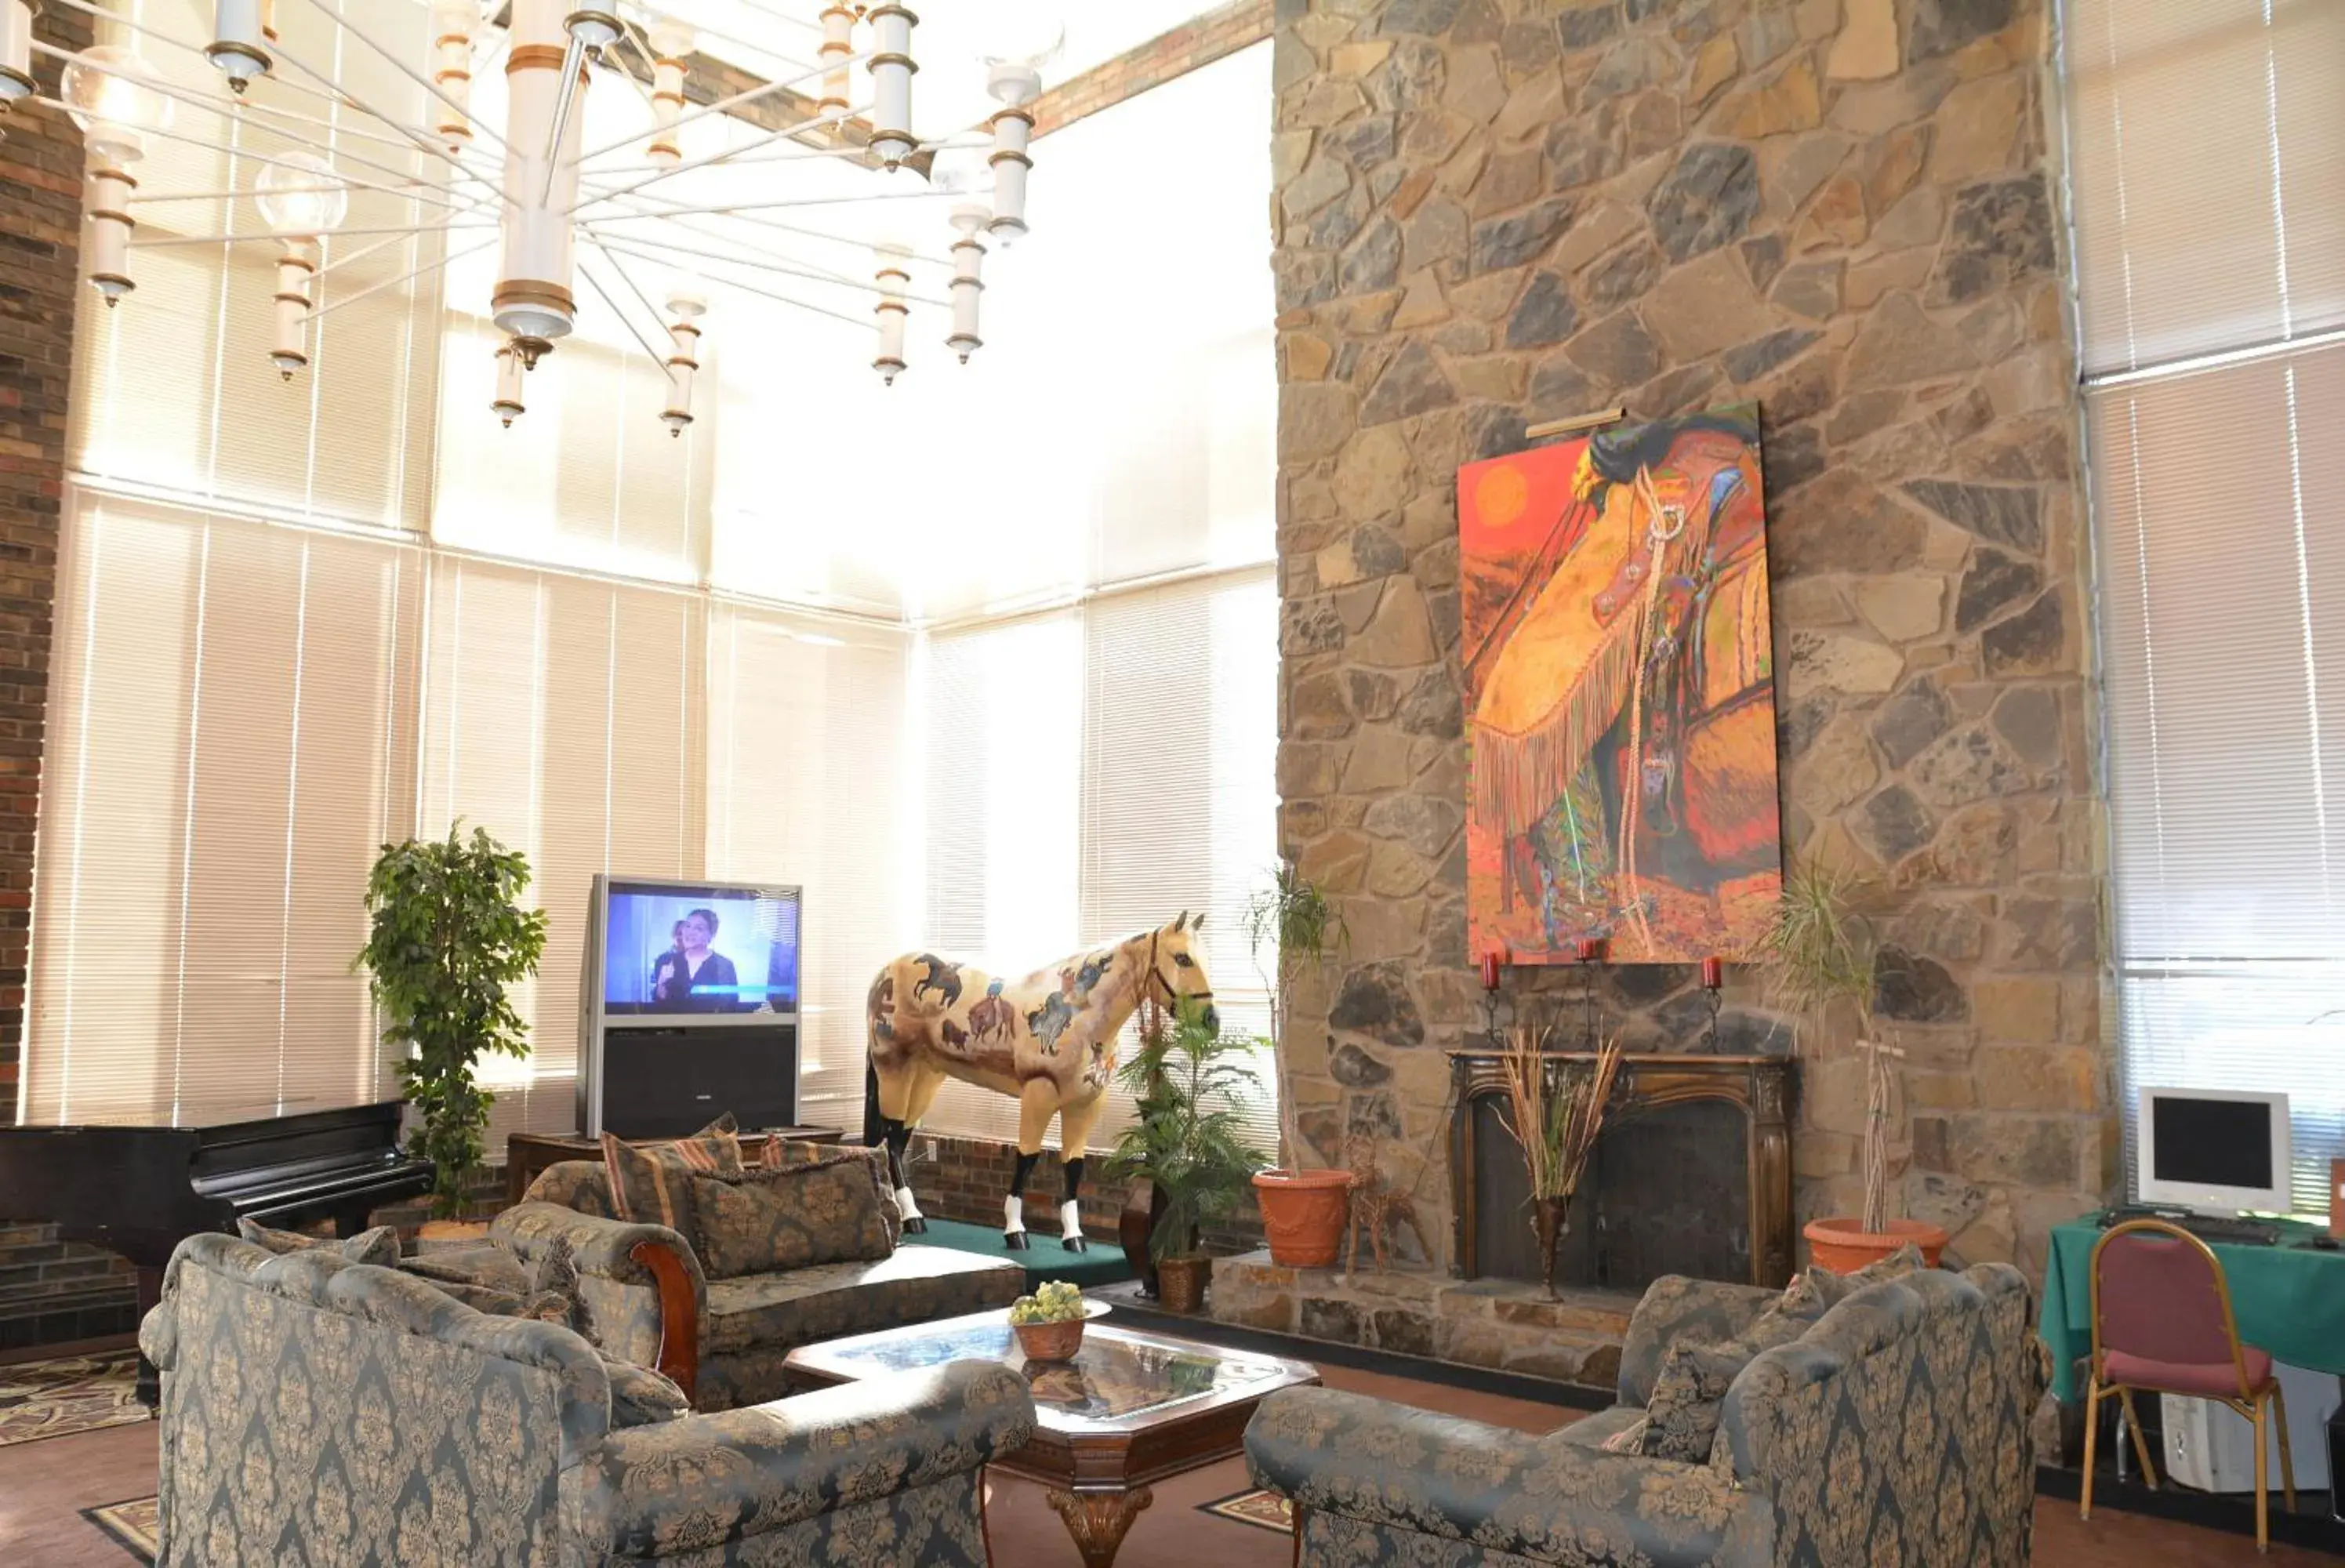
[[1459, 405, 1782, 964]]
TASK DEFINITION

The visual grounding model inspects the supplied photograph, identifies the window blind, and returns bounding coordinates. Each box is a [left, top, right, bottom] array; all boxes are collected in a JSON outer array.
[[417, 557, 704, 1142], [24, 495, 420, 1125], [2064, 0, 2345, 1214], [70, 0, 443, 534], [706, 604, 914, 1126]]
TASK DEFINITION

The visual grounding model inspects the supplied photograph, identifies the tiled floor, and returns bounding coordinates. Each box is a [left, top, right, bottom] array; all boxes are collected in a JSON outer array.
[[2, 1364, 2329, 1566]]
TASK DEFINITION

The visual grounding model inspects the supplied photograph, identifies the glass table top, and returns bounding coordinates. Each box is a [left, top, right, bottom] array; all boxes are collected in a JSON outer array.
[[799, 1311, 1309, 1431]]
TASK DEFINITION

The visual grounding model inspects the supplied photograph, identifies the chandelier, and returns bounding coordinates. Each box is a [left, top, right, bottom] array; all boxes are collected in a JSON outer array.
[[0, 0, 1065, 432]]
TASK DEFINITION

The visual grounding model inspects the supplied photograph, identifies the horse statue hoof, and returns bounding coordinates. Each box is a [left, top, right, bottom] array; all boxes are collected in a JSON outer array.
[[902, 1216, 927, 1235], [1061, 1235, 1087, 1254], [1004, 1230, 1030, 1251]]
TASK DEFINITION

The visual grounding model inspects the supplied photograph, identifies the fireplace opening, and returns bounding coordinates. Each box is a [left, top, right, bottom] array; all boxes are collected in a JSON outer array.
[[1450, 1051, 1795, 1290]]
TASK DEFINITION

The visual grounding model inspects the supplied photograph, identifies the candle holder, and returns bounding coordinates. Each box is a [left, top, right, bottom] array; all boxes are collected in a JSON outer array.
[[1701, 956, 1724, 1052]]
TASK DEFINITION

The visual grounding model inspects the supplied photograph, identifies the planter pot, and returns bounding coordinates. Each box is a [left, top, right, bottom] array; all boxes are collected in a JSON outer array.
[[1013, 1317, 1088, 1363], [1156, 1254, 1211, 1314], [1252, 1168, 1356, 1269], [1803, 1216, 1949, 1275]]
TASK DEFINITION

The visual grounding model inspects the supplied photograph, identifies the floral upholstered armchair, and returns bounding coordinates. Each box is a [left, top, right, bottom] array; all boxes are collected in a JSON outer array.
[[1244, 1262, 2042, 1567], [139, 1232, 1036, 1566]]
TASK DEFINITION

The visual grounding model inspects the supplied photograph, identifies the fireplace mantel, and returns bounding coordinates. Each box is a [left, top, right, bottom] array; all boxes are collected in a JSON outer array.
[[1447, 1051, 1797, 1289]]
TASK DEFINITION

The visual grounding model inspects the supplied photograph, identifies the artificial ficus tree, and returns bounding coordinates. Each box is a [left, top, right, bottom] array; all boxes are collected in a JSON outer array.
[[356, 824, 548, 1216]]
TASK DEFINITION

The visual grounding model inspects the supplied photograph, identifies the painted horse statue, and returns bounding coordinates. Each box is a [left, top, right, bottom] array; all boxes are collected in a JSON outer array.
[[866, 913, 1218, 1250]]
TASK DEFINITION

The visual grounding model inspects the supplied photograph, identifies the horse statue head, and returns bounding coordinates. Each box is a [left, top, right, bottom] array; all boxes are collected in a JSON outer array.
[[1145, 909, 1218, 1033]]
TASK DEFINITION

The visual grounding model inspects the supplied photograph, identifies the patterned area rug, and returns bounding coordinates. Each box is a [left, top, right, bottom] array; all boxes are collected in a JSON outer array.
[[1199, 1486, 1294, 1535], [82, 1496, 160, 1564], [0, 1352, 147, 1447]]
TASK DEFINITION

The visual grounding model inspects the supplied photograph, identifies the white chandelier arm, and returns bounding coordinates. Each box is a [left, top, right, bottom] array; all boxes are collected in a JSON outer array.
[[579, 183, 968, 225], [570, 50, 866, 171], [263, 28, 510, 206], [601, 24, 660, 114], [304, 231, 498, 325], [581, 140, 886, 180], [637, 9, 822, 80], [126, 177, 479, 217], [721, 0, 825, 38], [570, 183, 957, 272], [575, 244, 680, 385], [292, 0, 511, 157], [314, 226, 431, 280], [565, 100, 869, 218], [577, 220, 951, 307], [130, 220, 484, 247], [539, 34, 587, 206], [590, 236, 869, 332]]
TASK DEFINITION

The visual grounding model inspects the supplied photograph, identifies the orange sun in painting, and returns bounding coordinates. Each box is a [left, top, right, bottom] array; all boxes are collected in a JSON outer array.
[[1473, 463, 1530, 531]]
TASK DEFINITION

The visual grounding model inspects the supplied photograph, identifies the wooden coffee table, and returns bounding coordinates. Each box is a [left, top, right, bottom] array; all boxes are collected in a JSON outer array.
[[784, 1306, 1319, 1567]]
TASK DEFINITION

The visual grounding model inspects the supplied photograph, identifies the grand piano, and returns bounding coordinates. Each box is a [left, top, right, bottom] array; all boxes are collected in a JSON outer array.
[[0, 1100, 434, 1399]]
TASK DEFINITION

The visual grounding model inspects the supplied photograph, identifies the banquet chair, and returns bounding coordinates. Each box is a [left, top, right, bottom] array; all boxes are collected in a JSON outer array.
[[2085, 1218, 2296, 1551]]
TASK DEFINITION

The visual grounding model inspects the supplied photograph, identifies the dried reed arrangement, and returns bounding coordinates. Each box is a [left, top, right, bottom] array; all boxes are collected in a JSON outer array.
[[1494, 1025, 1625, 1295]]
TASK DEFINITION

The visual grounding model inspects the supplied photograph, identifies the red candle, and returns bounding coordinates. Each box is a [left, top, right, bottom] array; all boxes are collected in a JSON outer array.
[[1702, 956, 1724, 990], [1481, 949, 1503, 991], [1578, 936, 1606, 964]]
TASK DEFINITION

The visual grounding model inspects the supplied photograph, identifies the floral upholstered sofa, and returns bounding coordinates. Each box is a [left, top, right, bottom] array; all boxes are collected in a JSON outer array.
[[139, 1232, 1036, 1566], [497, 1156, 1025, 1410], [1244, 1261, 2043, 1567]]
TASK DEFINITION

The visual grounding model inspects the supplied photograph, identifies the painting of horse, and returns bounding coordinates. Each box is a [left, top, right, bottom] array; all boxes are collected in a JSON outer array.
[[866, 913, 1218, 1249], [1458, 405, 1782, 964]]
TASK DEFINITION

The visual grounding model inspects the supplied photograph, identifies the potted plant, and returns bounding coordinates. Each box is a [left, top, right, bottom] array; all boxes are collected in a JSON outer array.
[[1008, 1279, 1096, 1362], [1756, 862, 1947, 1272], [356, 824, 549, 1218], [1102, 997, 1268, 1312], [1494, 1026, 1625, 1298], [1243, 863, 1355, 1268]]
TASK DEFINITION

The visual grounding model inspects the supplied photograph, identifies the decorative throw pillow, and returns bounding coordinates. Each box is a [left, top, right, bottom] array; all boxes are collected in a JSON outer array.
[[1641, 1341, 1753, 1464], [667, 1113, 748, 1178], [601, 1355, 689, 1426], [1599, 1417, 1650, 1454], [401, 1241, 534, 1297], [692, 1153, 898, 1278], [1779, 1241, 1927, 1321], [237, 1218, 401, 1269], [601, 1132, 705, 1250]]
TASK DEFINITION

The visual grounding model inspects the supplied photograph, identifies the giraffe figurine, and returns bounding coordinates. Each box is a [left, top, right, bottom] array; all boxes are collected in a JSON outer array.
[[1341, 1127, 1435, 1279]]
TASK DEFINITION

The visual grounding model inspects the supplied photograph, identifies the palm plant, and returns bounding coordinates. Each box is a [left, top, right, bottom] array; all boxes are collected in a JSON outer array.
[[1755, 862, 1900, 1234], [1102, 997, 1269, 1261], [1241, 861, 1346, 1166]]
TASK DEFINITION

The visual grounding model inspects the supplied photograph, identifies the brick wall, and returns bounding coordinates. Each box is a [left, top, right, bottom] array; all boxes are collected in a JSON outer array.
[[1029, 0, 1275, 136], [0, 1, 82, 1128]]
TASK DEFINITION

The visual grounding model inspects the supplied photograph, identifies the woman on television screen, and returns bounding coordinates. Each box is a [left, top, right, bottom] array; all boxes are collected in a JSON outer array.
[[648, 907, 741, 1012]]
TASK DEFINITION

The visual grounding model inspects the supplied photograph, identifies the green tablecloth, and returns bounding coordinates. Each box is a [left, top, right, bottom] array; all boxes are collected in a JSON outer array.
[[2040, 1214, 2345, 1403]]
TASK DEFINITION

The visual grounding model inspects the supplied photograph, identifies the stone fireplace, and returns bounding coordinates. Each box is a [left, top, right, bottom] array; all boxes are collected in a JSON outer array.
[[1450, 1051, 1797, 1291]]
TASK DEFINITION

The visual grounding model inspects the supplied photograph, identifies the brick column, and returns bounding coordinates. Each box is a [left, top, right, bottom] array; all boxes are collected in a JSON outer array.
[[0, 6, 85, 1127]]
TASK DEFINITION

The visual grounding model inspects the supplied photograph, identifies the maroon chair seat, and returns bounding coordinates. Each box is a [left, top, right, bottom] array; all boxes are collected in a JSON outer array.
[[2103, 1344, 2273, 1398], [2084, 1218, 2296, 1552]]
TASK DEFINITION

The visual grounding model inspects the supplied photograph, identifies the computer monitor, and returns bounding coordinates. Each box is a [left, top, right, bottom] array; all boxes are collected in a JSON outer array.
[[2136, 1087, 2292, 1215]]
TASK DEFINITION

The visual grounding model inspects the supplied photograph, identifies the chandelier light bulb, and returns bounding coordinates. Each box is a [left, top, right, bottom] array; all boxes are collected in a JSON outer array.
[[269, 238, 318, 379], [659, 287, 703, 437], [206, 0, 273, 92], [645, 17, 695, 168], [815, 2, 855, 120], [3, 1, 42, 106], [946, 205, 985, 364], [256, 152, 350, 238], [62, 45, 174, 164], [872, 243, 910, 385], [986, 103, 1034, 245]]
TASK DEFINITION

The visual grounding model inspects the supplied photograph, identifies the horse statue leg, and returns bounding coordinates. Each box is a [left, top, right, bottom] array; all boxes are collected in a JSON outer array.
[[1055, 1095, 1108, 1253], [1005, 1080, 1057, 1250], [877, 1062, 946, 1235]]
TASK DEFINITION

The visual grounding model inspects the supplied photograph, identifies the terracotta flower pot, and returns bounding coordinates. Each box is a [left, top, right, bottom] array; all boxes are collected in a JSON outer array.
[[1156, 1254, 1211, 1314], [1013, 1317, 1087, 1363], [1803, 1215, 1949, 1274], [1252, 1168, 1356, 1269]]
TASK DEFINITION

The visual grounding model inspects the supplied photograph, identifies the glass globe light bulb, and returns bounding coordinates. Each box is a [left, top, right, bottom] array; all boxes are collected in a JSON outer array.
[[256, 152, 350, 236], [646, 15, 696, 60], [983, 8, 1063, 105], [61, 45, 174, 162], [929, 143, 988, 194], [429, 0, 475, 40]]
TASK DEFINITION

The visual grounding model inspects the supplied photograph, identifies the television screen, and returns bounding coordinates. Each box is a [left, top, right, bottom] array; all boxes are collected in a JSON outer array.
[[601, 880, 800, 1016]]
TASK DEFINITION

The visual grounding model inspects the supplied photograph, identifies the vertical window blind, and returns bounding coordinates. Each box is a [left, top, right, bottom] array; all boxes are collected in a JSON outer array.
[[25, 495, 420, 1124], [706, 604, 913, 1125], [2064, 0, 2345, 1214]]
